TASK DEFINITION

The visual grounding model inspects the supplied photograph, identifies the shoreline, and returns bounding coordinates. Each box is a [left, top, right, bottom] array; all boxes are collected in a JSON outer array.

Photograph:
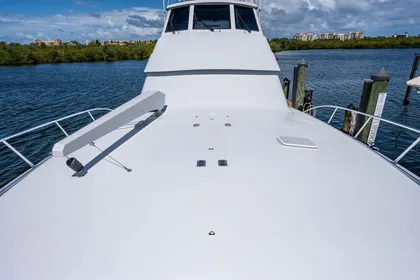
[[0, 58, 150, 67], [2, 37, 420, 66], [274, 46, 420, 53], [269, 37, 420, 53], [0, 42, 155, 66]]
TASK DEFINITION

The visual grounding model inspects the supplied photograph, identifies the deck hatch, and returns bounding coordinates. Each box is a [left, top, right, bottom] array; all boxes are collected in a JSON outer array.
[[277, 136, 317, 149]]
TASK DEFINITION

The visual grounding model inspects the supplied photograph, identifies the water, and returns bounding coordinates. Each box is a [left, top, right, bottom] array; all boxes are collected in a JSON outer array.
[[278, 49, 420, 177], [0, 60, 148, 188], [0, 49, 419, 188]]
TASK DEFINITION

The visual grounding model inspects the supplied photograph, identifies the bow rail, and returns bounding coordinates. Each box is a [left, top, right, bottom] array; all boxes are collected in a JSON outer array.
[[305, 105, 420, 183], [0, 108, 112, 194]]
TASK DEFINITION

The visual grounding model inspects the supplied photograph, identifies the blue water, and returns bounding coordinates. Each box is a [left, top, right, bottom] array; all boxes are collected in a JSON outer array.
[[0, 49, 419, 188]]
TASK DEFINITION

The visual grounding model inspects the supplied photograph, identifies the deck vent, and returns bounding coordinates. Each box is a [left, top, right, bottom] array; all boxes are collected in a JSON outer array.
[[197, 160, 206, 167], [277, 136, 317, 149], [218, 160, 228, 167], [209, 148, 214, 151], [225, 123, 232, 127], [193, 124, 200, 127]]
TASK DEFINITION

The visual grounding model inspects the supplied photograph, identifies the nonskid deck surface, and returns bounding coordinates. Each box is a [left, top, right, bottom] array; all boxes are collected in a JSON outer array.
[[1, 108, 419, 280]]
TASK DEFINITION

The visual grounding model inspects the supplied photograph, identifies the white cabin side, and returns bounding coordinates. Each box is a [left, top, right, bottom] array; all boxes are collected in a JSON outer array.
[[142, 0, 287, 110]]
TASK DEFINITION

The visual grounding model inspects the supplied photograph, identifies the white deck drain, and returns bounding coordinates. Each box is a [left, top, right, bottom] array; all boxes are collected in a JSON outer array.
[[197, 160, 206, 167], [218, 160, 228, 167]]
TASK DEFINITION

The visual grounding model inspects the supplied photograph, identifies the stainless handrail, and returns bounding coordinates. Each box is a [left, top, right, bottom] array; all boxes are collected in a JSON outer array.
[[0, 108, 111, 143], [304, 105, 420, 166], [0, 108, 112, 178]]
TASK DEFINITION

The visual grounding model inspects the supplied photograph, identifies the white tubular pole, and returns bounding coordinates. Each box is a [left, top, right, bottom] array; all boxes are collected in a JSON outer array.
[[2, 140, 35, 168], [52, 91, 165, 158], [394, 136, 420, 163], [354, 117, 372, 139], [327, 108, 338, 124], [87, 111, 96, 121], [55, 121, 69, 137]]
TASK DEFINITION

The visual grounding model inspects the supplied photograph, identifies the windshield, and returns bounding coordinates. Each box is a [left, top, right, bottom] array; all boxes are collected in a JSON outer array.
[[234, 5, 259, 32], [193, 5, 231, 30], [166, 6, 190, 32]]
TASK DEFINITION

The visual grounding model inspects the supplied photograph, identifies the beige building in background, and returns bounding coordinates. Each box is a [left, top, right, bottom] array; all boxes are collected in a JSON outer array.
[[86, 40, 155, 46], [319, 31, 364, 40], [293, 33, 318, 41], [334, 33, 345, 41], [294, 31, 365, 41], [296, 31, 364, 41], [321, 33, 335, 39], [34, 39, 62, 46], [392, 32, 409, 38]]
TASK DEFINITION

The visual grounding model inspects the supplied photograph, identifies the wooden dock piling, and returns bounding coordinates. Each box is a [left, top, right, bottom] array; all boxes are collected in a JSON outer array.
[[292, 59, 308, 111], [303, 89, 313, 111], [354, 79, 373, 135], [404, 53, 420, 105], [342, 104, 357, 136], [356, 68, 390, 145], [282, 78, 290, 99]]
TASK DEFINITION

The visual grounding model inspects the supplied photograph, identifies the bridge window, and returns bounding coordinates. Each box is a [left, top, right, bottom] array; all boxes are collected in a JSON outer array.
[[193, 5, 231, 30], [166, 6, 190, 32], [234, 5, 259, 32]]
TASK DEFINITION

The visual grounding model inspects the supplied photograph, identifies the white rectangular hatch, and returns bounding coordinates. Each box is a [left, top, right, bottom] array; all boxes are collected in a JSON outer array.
[[277, 136, 317, 149]]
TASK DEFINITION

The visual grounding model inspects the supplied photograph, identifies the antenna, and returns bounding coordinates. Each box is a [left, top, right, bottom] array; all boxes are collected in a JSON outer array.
[[162, 0, 166, 22]]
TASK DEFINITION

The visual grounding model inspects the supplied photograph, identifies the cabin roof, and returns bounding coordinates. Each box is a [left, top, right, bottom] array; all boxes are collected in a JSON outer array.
[[145, 33, 279, 73], [167, 0, 258, 10]]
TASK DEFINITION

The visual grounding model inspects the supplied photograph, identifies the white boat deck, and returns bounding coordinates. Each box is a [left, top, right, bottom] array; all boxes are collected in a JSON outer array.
[[1, 108, 419, 280], [1, 0, 420, 278]]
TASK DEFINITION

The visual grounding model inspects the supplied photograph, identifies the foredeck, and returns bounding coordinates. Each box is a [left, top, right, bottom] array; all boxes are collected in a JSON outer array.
[[1, 107, 419, 280], [1, 0, 420, 278]]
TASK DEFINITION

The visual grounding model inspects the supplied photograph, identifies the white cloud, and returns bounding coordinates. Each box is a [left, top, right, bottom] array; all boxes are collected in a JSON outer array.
[[261, 0, 420, 37], [75, 0, 98, 8], [0, 7, 164, 43], [15, 32, 34, 40], [1, 0, 420, 43]]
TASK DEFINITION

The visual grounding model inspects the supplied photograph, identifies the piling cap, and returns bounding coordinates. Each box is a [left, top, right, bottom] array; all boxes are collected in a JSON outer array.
[[347, 103, 357, 110], [371, 67, 390, 81], [298, 59, 308, 66]]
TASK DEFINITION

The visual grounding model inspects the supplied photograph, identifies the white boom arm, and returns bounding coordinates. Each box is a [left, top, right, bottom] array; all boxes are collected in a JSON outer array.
[[52, 91, 165, 157]]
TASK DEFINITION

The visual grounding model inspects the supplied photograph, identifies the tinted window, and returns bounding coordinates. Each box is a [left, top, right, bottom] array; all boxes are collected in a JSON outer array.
[[193, 5, 231, 30], [166, 6, 190, 32], [235, 5, 259, 32]]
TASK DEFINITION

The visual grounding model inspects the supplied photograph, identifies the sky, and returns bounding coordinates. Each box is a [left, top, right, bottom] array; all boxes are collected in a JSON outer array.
[[0, 0, 419, 43]]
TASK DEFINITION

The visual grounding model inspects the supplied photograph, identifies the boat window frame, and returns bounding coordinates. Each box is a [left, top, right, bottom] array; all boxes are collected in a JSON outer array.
[[164, 5, 191, 33], [192, 4, 232, 31], [163, 3, 261, 34], [233, 4, 260, 32]]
